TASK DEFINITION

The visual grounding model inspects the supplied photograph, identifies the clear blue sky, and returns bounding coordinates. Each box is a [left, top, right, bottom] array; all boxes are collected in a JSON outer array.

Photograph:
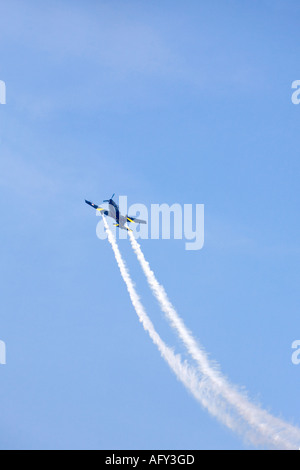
[[0, 0, 300, 450]]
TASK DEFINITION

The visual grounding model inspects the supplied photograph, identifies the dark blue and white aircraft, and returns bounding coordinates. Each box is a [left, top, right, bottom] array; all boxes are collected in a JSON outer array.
[[85, 194, 147, 231]]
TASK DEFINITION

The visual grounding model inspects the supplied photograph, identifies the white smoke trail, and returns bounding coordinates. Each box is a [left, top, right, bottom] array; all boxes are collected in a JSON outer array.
[[101, 216, 248, 435], [128, 232, 300, 449]]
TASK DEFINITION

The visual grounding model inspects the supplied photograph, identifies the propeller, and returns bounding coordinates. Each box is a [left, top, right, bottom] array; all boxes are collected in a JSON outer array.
[[103, 193, 115, 203]]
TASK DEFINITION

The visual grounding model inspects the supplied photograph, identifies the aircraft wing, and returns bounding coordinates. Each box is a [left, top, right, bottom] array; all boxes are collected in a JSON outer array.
[[126, 216, 147, 224], [85, 200, 105, 212]]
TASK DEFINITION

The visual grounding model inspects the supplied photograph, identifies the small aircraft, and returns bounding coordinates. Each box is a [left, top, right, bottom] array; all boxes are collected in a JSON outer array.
[[85, 193, 147, 231]]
